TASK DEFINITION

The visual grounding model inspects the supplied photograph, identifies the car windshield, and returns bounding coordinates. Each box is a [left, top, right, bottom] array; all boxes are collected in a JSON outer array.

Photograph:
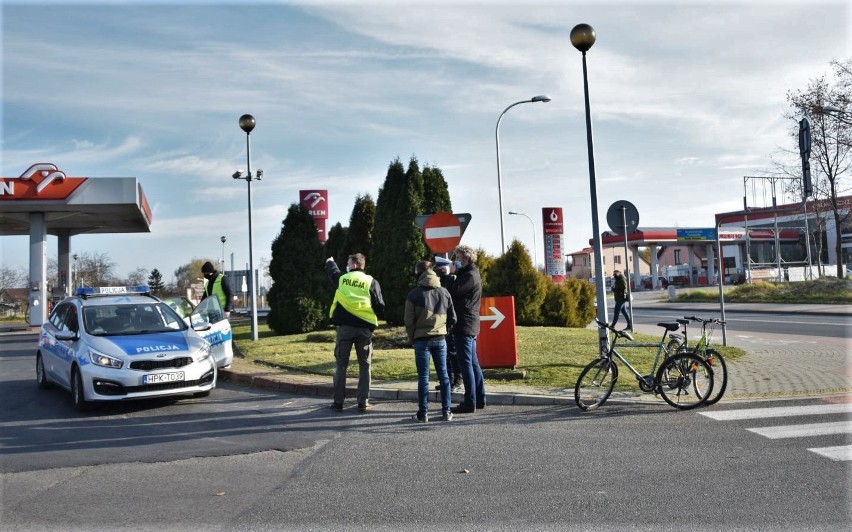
[[83, 302, 188, 336]]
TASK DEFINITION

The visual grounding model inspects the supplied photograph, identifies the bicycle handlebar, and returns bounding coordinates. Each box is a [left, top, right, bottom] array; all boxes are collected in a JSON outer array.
[[682, 315, 726, 325]]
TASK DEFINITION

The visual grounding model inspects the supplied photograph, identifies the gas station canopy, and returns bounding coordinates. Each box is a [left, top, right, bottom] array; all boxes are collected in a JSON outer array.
[[1, 164, 153, 326]]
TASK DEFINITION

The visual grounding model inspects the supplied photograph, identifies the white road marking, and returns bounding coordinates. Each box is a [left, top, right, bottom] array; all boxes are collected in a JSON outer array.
[[747, 421, 852, 439], [700, 404, 852, 421], [807, 444, 852, 461]]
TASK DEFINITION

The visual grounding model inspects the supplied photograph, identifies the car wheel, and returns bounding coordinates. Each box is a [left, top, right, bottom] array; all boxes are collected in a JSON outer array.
[[36, 353, 51, 389], [71, 367, 90, 411]]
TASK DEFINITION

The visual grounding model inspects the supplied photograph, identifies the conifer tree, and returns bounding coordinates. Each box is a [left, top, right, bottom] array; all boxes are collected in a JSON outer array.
[[147, 268, 165, 296], [422, 165, 452, 215], [345, 193, 376, 258], [323, 222, 348, 269], [371, 156, 428, 324], [267, 203, 329, 334], [486, 239, 547, 325]]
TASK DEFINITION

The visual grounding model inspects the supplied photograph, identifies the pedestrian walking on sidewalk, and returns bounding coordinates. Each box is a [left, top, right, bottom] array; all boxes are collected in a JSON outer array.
[[325, 253, 385, 413], [610, 269, 632, 330], [440, 245, 486, 414], [405, 260, 457, 422]]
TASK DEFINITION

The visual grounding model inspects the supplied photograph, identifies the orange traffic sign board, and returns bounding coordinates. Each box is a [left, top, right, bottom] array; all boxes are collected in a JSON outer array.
[[477, 296, 518, 369], [422, 212, 463, 253]]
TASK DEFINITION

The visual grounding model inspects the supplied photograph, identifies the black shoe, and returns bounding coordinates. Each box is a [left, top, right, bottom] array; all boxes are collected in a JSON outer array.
[[476, 403, 486, 410], [451, 403, 475, 414], [358, 402, 373, 412], [330, 403, 343, 412], [412, 412, 428, 423]]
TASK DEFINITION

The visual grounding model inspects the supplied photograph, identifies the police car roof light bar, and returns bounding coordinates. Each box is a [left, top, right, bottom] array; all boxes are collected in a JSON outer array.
[[74, 286, 151, 298]]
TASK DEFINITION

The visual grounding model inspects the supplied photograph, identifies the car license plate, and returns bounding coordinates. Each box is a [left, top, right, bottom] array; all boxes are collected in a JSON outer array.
[[143, 371, 185, 384]]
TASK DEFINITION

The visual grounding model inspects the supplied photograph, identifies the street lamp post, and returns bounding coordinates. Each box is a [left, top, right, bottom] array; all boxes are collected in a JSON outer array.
[[571, 23, 609, 351], [235, 114, 262, 341], [508, 211, 538, 268], [496, 95, 552, 254], [220, 235, 227, 270]]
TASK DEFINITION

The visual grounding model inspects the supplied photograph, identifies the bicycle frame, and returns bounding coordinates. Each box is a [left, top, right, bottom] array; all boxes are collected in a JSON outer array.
[[598, 320, 677, 390]]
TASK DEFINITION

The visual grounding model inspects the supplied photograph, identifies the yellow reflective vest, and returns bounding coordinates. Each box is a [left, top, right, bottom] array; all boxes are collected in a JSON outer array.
[[330, 270, 378, 326], [206, 273, 227, 309]]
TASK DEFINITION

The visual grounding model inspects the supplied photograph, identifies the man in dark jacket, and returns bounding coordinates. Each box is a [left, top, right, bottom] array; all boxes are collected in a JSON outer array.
[[201, 261, 234, 319], [441, 244, 486, 414], [325, 253, 385, 412], [610, 269, 632, 330], [405, 260, 457, 422]]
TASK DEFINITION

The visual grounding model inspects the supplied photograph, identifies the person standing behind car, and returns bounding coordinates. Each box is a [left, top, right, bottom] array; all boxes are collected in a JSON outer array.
[[201, 261, 234, 319], [440, 244, 485, 415], [325, 253, 385, 413], [405, 260, 457, 422]]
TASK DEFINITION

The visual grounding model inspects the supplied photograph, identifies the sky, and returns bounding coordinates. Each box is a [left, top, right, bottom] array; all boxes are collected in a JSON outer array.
[[2, 0, 850, 283]]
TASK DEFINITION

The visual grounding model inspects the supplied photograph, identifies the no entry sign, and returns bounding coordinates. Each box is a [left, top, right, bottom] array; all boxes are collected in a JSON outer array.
[[422, 212, 463, 253]]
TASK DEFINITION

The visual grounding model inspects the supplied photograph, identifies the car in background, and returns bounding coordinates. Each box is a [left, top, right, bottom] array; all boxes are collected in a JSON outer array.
[[162, 295, 233, 370], [37, 286, 218, 411], [640, 276, 669, 289]]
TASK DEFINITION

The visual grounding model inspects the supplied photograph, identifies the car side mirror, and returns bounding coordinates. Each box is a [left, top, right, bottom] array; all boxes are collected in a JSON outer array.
[[55, 331, 78, 341], [192, 323, 212, 332]]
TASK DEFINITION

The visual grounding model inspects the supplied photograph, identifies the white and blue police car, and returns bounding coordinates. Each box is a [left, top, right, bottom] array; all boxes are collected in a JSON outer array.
[[36, 286, 220, 410]]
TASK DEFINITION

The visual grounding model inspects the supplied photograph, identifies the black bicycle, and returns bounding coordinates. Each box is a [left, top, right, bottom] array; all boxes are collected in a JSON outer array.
[[575, 320, 715, 411]]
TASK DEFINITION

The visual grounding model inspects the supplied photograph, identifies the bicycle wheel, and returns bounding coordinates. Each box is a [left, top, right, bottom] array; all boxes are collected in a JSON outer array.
[[575, 358, 618, 411], [655, 353, 713, 410], [702, 349, 728, 405]]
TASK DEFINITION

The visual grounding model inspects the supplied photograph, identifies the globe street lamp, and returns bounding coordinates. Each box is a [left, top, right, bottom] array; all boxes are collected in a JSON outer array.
[[219, 235, 227, 270], [496, 95, 552, 254], [571, 23, 609, 349], [235, 114, 262, 341], [508, 211, 538, 268]]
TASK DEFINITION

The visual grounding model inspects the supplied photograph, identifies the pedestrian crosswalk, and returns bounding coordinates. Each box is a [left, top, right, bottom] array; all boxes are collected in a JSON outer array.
[[699, 403, 852, 461]]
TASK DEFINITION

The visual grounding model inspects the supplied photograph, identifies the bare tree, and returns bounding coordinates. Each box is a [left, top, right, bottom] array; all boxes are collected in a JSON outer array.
[[0, 265, 27, 290], [785, 58, 852, 277]]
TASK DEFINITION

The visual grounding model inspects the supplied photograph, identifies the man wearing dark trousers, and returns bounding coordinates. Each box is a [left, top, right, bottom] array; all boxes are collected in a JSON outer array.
[[325, 253, 385, 412], [441, 244, 486, 415]]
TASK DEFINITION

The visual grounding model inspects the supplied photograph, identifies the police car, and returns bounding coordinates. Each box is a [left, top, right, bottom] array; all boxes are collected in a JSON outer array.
[[36, 286, 225, 410]]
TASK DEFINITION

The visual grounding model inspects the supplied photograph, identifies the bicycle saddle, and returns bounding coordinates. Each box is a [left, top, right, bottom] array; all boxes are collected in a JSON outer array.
[[658, 322, 680, 331]]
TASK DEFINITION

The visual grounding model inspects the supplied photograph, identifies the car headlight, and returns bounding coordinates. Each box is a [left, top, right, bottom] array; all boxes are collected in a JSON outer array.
[[197, 342, 212, 362], [89, 349, 123, 369]]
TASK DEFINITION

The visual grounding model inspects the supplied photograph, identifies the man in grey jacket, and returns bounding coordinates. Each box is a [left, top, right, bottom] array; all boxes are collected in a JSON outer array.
[[404, 260, 457, 422]]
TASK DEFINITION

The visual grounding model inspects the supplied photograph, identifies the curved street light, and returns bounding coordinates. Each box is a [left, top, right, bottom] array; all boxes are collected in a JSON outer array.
[[496, 95, 552, 254], [508, 211, 538, 268], [570, 23, 609, 350]]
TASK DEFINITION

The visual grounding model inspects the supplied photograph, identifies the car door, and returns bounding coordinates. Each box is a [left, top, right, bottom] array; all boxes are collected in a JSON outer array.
[[45, 302, 79, 388], [189, 296, 233, 369]]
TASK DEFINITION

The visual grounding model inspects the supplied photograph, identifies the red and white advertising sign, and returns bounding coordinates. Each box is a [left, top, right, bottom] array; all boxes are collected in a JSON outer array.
[[542, 208, 566, 282], [300, 189, 329, 242], [300, 190, 328, 218], [422, 212, 462, 253], [0, 164, 87, 200], [476, 296, 518, 369]]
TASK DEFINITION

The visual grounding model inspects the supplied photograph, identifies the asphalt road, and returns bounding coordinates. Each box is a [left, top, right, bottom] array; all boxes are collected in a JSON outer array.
[[627, 307, 850, 339], [2, 331, 850, 531]]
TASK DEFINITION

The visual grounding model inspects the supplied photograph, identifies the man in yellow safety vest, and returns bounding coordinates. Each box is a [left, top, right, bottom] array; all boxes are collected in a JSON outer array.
[[325, 253, 385, 413], [201, 261, 235, 319]]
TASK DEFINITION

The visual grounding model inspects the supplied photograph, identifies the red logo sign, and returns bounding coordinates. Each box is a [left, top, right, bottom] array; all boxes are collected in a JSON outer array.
[[300, 190, 328, 219], [0, 164, 87, 200], [422, 212, 462, 253]]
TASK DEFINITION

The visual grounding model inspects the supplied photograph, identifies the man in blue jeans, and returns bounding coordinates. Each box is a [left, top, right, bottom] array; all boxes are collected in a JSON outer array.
[[441, 245, 486, 414], [405, 260, 457, 422]]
